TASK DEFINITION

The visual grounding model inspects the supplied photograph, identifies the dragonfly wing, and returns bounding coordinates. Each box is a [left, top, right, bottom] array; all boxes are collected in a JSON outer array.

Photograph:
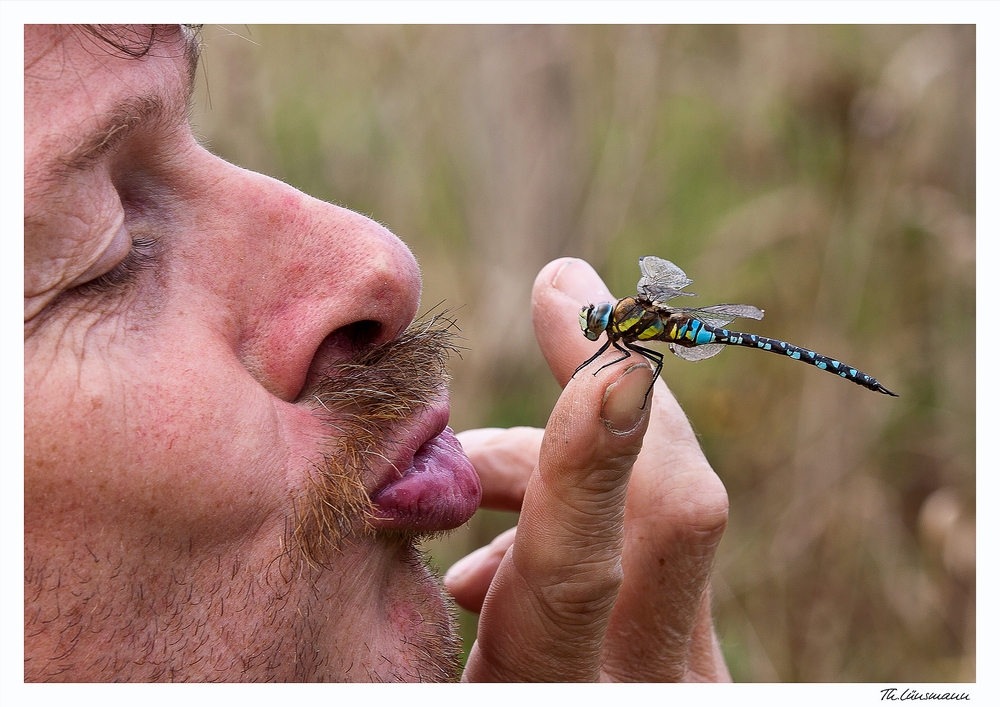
[[642, 287, 698, 304], [703, 303, 765, 320], [637, 256, 697, 302], [669, 342, 726, 361], [672, 303, 765, 328]]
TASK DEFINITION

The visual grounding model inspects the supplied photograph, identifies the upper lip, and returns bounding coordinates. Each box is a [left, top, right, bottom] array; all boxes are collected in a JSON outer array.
[[362, 397, 452, 495]]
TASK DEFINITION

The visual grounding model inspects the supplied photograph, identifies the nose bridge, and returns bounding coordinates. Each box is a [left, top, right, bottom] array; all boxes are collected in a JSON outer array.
[[198, 157, 422, 399]]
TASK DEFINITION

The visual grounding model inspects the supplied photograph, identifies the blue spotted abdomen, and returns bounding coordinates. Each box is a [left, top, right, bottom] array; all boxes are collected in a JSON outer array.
[[695, 320, 898, 396]]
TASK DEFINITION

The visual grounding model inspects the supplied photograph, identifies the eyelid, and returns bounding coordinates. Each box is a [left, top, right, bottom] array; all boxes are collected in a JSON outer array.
[[67, 217, 130, 288]]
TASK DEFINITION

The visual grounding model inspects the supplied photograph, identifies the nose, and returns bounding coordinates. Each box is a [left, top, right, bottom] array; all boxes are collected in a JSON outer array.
[[188, 151, 422, 401]]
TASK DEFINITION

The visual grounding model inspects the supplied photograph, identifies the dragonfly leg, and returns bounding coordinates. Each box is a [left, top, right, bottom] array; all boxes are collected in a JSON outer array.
[[572, 338, 612, 379], [624, 342, 663, 409], [592, 338, 634, 376]]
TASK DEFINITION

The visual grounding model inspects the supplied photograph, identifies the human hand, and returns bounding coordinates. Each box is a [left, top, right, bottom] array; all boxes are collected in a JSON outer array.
[[448, 258, 731, 682]]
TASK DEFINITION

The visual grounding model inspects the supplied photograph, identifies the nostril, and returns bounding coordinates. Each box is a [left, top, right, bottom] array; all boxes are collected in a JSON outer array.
[[301, 320, 384, 397], [343, 320, 382, 350], [319, 319, 383, 359]]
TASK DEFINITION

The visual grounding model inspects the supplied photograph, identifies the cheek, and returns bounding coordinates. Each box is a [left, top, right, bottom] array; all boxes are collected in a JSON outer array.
[[129, 360, 287, 524], [24, 324, 296, 550]]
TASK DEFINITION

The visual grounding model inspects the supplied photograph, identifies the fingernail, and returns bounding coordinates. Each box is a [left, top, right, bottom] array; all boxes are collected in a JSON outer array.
[[551, 259, 613, 304], [601, 364, 653, 433]]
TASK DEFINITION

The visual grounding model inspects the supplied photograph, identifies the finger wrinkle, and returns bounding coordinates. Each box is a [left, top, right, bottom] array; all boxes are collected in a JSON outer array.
[[521, 564, 623, 636], [519, 513, 625, 574], [511, 516, 626, 592]]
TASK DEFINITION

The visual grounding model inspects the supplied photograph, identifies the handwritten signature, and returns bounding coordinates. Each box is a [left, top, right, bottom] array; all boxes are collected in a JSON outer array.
[[880, 688, 971, 701]]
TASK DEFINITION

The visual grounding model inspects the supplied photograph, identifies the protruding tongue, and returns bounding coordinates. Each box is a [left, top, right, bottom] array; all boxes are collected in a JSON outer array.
[[370, 427, 481, 531]]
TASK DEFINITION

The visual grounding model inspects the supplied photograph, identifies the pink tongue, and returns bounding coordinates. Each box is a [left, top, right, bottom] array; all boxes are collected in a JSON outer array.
[[370, 427, 482, 531]]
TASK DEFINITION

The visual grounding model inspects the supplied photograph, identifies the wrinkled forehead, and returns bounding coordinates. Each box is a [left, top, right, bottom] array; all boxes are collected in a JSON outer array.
[[24, 25, 200, 176], [25, 25, 200, 86]]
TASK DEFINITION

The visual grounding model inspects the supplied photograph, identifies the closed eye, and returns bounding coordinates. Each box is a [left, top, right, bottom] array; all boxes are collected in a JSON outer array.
[[75, 235, 158, 294]]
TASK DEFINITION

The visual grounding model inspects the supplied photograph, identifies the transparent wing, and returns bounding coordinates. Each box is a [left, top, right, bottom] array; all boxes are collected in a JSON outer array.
[[669, 303, 765, 328], [670, 342, 726, 361], [637, 256, 697, 302]]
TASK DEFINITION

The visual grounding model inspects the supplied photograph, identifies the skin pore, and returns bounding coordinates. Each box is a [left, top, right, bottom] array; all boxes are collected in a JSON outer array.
[[25, 24, 732, 683]]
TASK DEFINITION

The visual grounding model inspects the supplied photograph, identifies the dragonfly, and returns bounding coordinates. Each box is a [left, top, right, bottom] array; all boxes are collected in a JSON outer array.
[[575, 256, 898, 408]]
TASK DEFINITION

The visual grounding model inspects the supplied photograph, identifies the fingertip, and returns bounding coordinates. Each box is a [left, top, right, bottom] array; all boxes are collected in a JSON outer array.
[[532, 259, 619, 383], [533, 258, 613, 306], [533, 359, 651, 505], [533, 257, 580, 291], [444, 544, 490, 588], [455, 427, 505, 450]]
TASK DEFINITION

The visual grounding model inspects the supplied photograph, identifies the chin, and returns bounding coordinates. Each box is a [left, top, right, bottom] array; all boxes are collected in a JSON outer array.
[[319, 534, 463, 682], [381, 540, 464, 681]]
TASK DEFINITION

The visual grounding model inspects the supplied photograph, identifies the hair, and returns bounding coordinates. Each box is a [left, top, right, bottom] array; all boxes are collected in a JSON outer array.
[[80, 24, 202, 58]]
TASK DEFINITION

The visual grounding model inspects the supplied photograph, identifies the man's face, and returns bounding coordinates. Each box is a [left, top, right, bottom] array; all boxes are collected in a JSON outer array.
[[24, 25, 480, 681]]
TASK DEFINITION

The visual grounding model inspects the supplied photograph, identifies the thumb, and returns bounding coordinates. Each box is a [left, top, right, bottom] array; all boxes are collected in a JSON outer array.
[[462, 258, 653, 682]]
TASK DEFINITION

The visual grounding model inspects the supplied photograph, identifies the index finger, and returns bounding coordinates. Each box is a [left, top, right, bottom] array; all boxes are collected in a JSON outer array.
[[464, 356, 653, 681], [456, 427, 543, 511]]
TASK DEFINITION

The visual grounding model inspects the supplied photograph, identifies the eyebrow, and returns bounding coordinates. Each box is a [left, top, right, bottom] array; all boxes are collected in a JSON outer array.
[[57, 95, 172, 173], [42, 27, 202, 183]]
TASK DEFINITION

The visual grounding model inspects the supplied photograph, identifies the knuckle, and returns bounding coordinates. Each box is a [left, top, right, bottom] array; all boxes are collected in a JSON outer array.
[[512, 535, 626, 632], [534, 561, 624, 629]]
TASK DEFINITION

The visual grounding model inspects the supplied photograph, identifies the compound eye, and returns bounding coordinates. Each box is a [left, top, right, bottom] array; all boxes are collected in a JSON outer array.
[[592, 303, 612, 329]]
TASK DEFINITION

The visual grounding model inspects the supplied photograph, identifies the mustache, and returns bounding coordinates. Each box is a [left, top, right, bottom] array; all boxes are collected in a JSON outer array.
[[290, 310, 463, 567]]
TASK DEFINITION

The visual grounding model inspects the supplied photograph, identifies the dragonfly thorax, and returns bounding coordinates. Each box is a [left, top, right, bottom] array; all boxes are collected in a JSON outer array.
[[580, 302, 614, 341]]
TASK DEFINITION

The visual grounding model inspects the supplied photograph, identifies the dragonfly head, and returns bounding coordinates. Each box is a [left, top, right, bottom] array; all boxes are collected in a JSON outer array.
[[579, 303, 613, 341]]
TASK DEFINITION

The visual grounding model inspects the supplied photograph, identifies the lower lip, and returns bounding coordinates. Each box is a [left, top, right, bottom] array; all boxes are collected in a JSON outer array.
[[369, 427, 481, 532]]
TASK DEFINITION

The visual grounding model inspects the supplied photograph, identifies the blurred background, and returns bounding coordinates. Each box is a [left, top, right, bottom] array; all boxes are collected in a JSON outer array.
[[191, 25, 975, 682]]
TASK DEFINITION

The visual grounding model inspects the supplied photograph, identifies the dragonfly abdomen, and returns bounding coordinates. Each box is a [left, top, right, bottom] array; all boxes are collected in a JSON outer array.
[[659, 316, 719, 346], [691, 320, 898, 396]]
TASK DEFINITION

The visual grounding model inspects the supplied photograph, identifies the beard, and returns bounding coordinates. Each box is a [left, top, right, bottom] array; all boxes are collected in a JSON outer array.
[[25, 311, 467, 683], [287, 310, 467, 681]]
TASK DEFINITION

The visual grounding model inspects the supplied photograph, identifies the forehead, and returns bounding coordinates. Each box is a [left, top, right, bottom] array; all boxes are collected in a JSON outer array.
[[24, 25, 199, 175]]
